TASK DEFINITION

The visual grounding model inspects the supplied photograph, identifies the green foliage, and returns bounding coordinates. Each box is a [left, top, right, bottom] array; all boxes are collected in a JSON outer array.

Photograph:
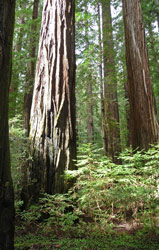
[[15, 231, 159, 250], [15, 191, 83, 241], [65, 144, 159, 230], [15, 143, 159, 249], [9, 0, 42, 118], [15, 143, 159, 231], [9, 115, 27, 195], [75, 0, 102, 145]]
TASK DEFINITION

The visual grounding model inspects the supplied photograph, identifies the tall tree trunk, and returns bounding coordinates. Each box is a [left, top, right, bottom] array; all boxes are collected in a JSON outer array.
[[0, 0, 15, 249], [28, 0, 76, 197], [87, 78, 94, 143], [124, 80, 131, 147], [147, 23, 159, 74], [122, 0, 159, 149], [101, 0, 120, 161], [23, 0, 40, 136], [147, 22, 159, 117], [98, 3, 105, 148], [85, 9, 94, 143], [9, 14, 25, 118]]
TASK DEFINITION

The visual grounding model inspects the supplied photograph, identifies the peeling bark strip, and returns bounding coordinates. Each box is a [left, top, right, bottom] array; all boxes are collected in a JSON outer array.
[[29, 0, 76, 195], [122, 0, 159, 149], [0, 0, 15, 249]]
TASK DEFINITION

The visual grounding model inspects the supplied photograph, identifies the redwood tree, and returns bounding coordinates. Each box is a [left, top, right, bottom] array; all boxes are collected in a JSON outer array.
[[0, 0, 16, 249], [101, 0, 120, 160], [28, 0, 76, 195], [122, 0, 159, 149]]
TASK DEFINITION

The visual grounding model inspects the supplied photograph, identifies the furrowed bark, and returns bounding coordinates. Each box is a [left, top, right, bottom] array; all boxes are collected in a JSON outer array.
[[28, 0, 76, 196], [122, 0, 159, 149], [101, 0, 121, 161]]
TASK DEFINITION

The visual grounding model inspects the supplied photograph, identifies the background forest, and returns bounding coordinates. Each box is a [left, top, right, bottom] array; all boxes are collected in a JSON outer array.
[[2, 0, 159, 249]]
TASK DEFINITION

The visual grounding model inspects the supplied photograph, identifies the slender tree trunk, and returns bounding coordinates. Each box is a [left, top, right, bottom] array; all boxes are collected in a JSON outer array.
[[9, 14, 25, 118], [23, 0, 40, 136], [101, 0, 120, 161], [147, 22, 159, 116], [85, 9, 94, 143], [147, 23, 159, 75], [28, 0, 76, 197], [87, 78, 94, 143], [124, 80, 131, 147], [98, 3, 105, 148], [122, 0, 159, 149], [0, 1, 16, 249]]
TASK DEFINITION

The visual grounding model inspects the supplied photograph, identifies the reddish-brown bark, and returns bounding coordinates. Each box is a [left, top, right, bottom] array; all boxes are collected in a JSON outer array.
[[122, 0, 159, 149], [101, 0, 121, 161], [28, 0, 76, 195]]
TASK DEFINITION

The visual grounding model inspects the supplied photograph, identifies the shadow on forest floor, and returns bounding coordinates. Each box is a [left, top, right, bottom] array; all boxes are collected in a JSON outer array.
[[15, 215, 159, 250]]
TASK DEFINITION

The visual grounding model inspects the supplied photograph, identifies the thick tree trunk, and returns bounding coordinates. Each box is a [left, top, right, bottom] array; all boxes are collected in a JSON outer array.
[[122, 0, 159, 149], [101, 0, 120, 161], [28, 0, 76, 196], [23, 0, 40, 136], [0, 1, 15, 249]]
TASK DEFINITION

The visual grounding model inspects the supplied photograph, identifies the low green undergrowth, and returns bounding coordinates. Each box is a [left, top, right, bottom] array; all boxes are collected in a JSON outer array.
[[15, 231, 159, 250], [14, 143, 159, 249], [64, 143, 159, 230]]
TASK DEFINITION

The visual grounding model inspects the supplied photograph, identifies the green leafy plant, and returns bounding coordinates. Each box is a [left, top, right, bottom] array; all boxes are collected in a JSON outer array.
[[15, 143, 159, 249], [65, 144, 159, 230], [9, 115, 28, 196]]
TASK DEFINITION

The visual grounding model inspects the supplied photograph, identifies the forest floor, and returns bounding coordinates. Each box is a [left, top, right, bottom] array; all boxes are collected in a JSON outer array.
[[15, 212, 159, 250]]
